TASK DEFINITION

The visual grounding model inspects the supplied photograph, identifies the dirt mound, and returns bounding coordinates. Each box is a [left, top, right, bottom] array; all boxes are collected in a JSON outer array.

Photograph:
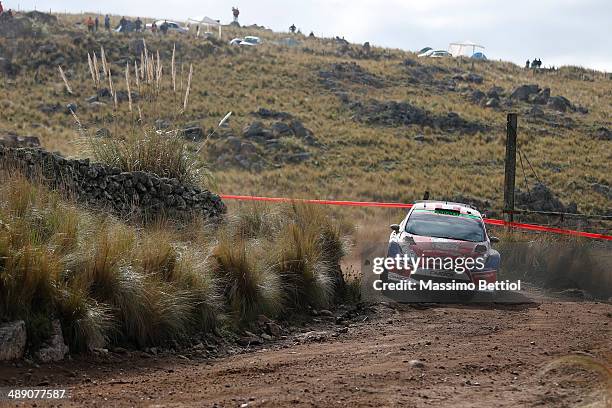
[[348, 99, 487, 134]]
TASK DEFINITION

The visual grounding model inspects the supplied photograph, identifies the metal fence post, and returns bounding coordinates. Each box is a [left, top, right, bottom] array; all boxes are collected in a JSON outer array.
[[503, 113, 518, 223]]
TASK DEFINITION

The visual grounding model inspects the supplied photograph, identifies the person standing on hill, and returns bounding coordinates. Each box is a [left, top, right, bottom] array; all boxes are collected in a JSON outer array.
[[95, 16, 99, 32], [289, 24, 296, 33], [160, 20, 169, 35], [104, 14, 110, 32], [0, 2, 4, 15], [135, 17, 142, 32], [86, 16, 95, 33]]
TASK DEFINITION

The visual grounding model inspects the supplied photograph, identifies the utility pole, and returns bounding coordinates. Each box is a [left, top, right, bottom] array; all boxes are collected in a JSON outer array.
[[503, 113, 517, 223]]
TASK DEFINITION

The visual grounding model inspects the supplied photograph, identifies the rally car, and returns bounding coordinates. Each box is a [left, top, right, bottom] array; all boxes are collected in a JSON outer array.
[[381, 200, 500, 296]]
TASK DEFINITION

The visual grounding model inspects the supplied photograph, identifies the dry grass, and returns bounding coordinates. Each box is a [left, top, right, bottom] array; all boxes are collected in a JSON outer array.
[[0, 170, 352, 351], [492, 228, 612, 298], [0, 14, 609, 214]]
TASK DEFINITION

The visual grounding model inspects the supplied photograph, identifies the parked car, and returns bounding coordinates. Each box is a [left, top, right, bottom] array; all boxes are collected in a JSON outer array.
[[241, 36, 262, 45], [382, 200, 500, 297], [229, 36, 262, 46], [418, 49, 452, 58], [145, 20, 189, 34]]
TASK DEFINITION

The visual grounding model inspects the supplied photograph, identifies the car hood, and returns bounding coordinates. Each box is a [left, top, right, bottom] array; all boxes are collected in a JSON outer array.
[[403, 233, 487, 258]]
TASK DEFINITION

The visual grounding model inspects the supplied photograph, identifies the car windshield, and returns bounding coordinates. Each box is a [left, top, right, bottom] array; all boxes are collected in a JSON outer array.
[[405, 210, 485, 242], [244, 37, 258, 44]]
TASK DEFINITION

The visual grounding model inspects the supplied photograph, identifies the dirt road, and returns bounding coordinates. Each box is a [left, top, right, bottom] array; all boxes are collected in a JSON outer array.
[[2, 296, 610, 407]]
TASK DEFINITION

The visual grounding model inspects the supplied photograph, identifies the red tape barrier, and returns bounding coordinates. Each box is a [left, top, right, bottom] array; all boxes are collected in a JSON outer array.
[[219, 194, 612, 241]]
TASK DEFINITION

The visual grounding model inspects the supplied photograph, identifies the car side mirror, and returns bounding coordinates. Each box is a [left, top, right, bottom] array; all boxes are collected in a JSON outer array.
[[390, 224, 400, 233], [489, 236, 500, 243]]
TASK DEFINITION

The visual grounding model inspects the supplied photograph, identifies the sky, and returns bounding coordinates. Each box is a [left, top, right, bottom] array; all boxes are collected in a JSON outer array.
[[10, 0, 612, 71]]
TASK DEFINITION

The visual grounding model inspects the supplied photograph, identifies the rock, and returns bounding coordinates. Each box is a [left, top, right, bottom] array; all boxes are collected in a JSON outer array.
[[271, 122, 293, 137], [182, 126, 204, 141], [265, 322, 282, 337], [350, 99, 486, 134], [516, 182, 568, 212], [408, 359, 425, 368], [510, 84, 540, 101], [243, 121, 273, 140], [469, 89, 486, 103], [35, 320, 68, 363], [1, 146, 226, 219], [531, 88, 550, 105], [97, 88, 112, 98], [548, 96, 573, 112], [0, 321, 27, 361], [595, 127, 612, 141], [484, 98, 500, 109], [237, 335, 262, 347], [261, 333, 273, 341], [289, 120, 317, 144], [0, 134, 40, 148], [155, 119, 171, 130], [65, 103, 78, 114], [486, 86, 504, 99], [251, 108, 293, 120]]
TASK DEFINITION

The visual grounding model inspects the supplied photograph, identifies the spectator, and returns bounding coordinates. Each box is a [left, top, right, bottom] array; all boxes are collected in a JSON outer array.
[[0, 1, 3, 15], [104, 14, 110, 32], [135, 17, 142, 32], [160, 20, 169, 34], [151, 21, 158, 34], [86, 16, 95, 33], [289, 24, 296, 33], [95, 16, 99, 32], [309, 31, 315, 38], [525, 59, 530, 69]]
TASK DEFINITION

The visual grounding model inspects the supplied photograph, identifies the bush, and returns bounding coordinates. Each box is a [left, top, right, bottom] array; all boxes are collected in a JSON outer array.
[[211, 233, 281, 324], [0, 171, 353, 353]]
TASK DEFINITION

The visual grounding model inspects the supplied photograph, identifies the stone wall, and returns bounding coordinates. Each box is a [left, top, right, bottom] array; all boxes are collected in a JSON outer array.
[[0, 146, 226, 218]]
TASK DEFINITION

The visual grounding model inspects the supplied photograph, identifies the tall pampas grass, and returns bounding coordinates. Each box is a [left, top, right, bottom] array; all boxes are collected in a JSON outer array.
[[171, 44, 176, 93], [58, 66, 73, 94], [183, 64, 193, 111], [125, 63, 133, 113]]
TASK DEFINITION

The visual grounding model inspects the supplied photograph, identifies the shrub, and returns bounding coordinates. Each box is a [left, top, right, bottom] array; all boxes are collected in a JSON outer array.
[[211, 233, 282, 323]]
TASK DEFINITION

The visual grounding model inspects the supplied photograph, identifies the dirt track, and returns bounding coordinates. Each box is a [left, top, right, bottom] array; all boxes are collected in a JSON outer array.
[[1, 296, 610, 407]]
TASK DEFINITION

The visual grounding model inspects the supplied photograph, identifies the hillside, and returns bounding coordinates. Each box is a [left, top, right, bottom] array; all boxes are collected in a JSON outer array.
[[1, 12, 611, 217]]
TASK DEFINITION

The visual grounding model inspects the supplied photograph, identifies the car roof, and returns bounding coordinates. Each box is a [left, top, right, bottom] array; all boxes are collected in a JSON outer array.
[[411, 200, 483, 218]]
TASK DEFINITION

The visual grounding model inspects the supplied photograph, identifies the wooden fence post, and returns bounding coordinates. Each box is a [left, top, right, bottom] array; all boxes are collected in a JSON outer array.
[[503, 113, 518, 223]]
